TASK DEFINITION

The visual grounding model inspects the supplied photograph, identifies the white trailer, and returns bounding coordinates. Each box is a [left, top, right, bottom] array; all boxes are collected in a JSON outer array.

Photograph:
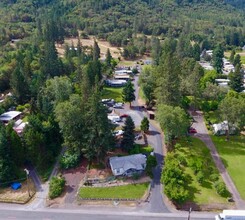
[[215, 210, 245, 220]]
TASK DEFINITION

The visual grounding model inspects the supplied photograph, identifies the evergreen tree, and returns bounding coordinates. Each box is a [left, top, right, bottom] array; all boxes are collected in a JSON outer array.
[[228, 65, 244, 93], [93, 40, 100, 61], [212, 44, 224, 74], [122, 81, 135, 107], [0, 124, 15, 184], [229, 49, 235, 64], [105, 48, 112, 67], [140, 117, 150, 133], [121, 116, 135, 152], [233, 54, 241, 68]]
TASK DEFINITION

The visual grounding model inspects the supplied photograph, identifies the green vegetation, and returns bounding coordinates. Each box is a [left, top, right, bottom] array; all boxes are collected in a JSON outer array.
[[79, 183, 149, 199], [211, 135, 245, 199], [129, 144, 154, 155], [162, 138, 230, 205], [145, 155, 157, 178], [49, 176, 66, 199], [101, 87, 123, 102]]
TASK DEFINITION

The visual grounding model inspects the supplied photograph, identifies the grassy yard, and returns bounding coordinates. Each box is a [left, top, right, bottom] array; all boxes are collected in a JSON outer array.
[[79, 183, 149, 199], [101, 86, 123, 102], [241, 56, 245, 64], [211, 135, 245, 199], [177, 137, 229, 205]]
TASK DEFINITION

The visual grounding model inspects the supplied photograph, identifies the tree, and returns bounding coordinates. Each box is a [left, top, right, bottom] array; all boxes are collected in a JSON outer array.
[[233, 54, 241, 68], [219, 95, 245, 140], [0, 124, 15, 184], [229, 49, 235, 63], [93, 40, 100, 61], [121, 116, 135, 152], [122, 81, 135, 107], [228, 65, 244, 93], [212, 44, 224, 74], [105, 48, 112, 67], [140, 117, 149, 133], [156, 105, 189, 150]]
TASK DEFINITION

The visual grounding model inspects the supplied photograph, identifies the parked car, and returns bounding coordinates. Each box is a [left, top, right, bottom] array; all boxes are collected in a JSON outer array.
[[113, 130, 124, 136], [134, 134, 143, 140], [113, 103, 123, 108], [188, 127, 197, 133], [120, 114, 128, 118]]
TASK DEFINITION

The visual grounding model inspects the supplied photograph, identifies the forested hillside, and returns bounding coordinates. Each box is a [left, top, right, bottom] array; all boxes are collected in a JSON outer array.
[[0, 0, 244, 48]]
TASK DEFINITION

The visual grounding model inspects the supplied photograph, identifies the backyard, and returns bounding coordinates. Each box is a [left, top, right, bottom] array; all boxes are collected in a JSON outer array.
[[79, 183, 149, 199], [177, 137, 230, 205], [211, 135, 245, 199], [101, 86, 123, 102]]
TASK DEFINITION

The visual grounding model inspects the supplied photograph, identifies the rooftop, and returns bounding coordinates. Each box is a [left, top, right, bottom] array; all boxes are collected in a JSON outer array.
[[0, 111, 22, 122]]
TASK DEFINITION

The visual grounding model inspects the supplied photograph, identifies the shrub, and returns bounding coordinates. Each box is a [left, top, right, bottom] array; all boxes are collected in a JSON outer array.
[[49, 176, 66, 199], [145, 155, 157, 178], [210, 173, 219, 182], [59, 151, 80, 170], [196, 171, 205, 184], [214, 181, 230, 197]]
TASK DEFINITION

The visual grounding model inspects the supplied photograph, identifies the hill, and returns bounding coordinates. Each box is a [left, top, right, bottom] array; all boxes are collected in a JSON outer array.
[[0, 0, 244, 47]]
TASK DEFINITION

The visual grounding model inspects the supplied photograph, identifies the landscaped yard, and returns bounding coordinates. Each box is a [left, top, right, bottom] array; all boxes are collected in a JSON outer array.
[[79, 183, 149, 199], [211, 135, 245, 199], [177, 137, 230, 205], [101, 86, 123, 102]]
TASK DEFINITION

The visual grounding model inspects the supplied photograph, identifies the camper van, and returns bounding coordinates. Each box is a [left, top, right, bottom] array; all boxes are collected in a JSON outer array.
[[215, 210, 245, 220]]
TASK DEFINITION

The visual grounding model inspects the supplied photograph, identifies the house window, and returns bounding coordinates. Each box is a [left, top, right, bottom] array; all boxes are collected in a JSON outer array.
[[142, 164, 145, 169]]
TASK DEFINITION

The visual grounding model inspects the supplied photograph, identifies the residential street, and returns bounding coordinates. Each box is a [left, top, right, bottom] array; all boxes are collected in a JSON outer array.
[[190, 111, 245, 209]]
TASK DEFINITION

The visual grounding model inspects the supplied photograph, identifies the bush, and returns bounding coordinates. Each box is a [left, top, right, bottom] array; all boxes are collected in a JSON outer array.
[[49, 176, 66, 199], [196, 171, 205, 184], [145, 155, 157, 178], [214, 181, 230, 197], [59, 151, 80, 170], [210, 173, 219, 182]]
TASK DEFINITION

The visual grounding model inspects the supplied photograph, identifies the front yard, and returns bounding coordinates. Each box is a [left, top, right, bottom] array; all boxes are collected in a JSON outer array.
[[79, 182, 149, 200], [211, 135, 245, 199], [101, 86, 123, 102], [177, 137, 230, 205]]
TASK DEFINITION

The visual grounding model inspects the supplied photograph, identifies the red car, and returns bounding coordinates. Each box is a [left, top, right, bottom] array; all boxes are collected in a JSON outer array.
[[188, 127, 197, 133], [120, 114, 128, 118]]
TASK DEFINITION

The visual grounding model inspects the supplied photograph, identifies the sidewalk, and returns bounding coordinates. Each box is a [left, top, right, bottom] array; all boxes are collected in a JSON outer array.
[[190, 111, 245, 209]]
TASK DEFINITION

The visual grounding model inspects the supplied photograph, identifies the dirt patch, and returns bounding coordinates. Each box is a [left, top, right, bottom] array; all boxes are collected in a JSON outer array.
[[0, 179, 35, 204]]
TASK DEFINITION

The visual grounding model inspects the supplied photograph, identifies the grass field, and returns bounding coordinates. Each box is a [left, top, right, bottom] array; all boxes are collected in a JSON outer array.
[[79, 183, 149, 199], [177, 137, 229, 205], [211, 135, 245, 199], [101, 86, 123, 102], [224, 51, 245, 64]]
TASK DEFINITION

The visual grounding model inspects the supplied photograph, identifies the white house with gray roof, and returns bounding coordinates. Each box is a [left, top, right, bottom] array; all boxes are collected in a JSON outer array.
[[109, 154, 147, 176]]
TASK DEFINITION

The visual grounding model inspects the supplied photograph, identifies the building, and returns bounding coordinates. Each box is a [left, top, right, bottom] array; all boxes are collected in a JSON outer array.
[[0, 111, 22, 124], [109, 154, 147, 176], [105, 79, 127, 87], [114, 74, 130, 81], [212, 121, 236, 135], [13, 119, 28, 135]]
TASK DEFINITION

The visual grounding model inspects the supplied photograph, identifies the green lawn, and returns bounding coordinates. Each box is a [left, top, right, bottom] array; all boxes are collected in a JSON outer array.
[[177, 137, 229, 204], [101, 86, 123, 102], [211, 135, 245, 199], [241, 56, 245, 64], [79, 183, 149, 199]]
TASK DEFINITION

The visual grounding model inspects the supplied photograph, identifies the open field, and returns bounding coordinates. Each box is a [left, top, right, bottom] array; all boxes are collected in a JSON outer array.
[[211, 135, 245, 199], [101, 86, 123, 102], [224, 51, 245, 64], [178, 137, 230, 205], [56, 36, 122, 59], [79, 183, 149, 199]]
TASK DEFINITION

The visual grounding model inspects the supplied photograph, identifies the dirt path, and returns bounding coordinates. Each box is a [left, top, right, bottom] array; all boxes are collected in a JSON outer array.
[[190, 111, 245, 209]]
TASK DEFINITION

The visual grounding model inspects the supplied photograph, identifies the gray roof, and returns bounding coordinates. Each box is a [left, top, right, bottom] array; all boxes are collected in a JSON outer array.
[[0, 111, 22, 122], [109, 154, 146, 171]]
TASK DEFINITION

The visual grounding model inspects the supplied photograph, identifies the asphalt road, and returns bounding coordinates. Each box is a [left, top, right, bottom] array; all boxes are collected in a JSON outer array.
[[0, 209, 215, 220]]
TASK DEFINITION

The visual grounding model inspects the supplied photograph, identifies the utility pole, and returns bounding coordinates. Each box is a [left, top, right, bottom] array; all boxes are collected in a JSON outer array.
[[24, 168, 31, 197], [187, 207, 192, 220]]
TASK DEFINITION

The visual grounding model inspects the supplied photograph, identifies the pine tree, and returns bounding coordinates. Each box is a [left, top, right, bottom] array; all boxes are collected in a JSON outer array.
[[229, 49, 236, 64], [122, 81, 135, 107], [140, 117, 150, 133], [105, 48, 112, 67], [212, 44, 224, 74], [121, 116, 135, 152], [93, 40, 100, 61], [233, 54, 241, 68], [228, 65, 244, 93]]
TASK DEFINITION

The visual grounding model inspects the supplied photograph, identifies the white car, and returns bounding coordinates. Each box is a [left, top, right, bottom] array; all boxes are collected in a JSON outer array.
[[113, 103, 123, 108], [113, 130, 124, 136]]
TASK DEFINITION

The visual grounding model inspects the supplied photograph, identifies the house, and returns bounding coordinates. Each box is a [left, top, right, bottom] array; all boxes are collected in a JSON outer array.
[[109, 154, 147, 176], [212, 121, 236, 135], [215, 79, 230, 87], [105, 79, 127, 87], [13, 119, 28, 135], [0, 111, 22, 124], [114, 74, 130, 81]]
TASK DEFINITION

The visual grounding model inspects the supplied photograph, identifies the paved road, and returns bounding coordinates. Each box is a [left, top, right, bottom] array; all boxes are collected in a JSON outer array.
[[190, 111, 245, 209], [0, 208, 215, 220]]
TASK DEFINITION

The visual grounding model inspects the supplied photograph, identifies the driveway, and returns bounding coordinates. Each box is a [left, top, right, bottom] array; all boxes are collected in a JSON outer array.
[[190, 110, 245, 209]]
